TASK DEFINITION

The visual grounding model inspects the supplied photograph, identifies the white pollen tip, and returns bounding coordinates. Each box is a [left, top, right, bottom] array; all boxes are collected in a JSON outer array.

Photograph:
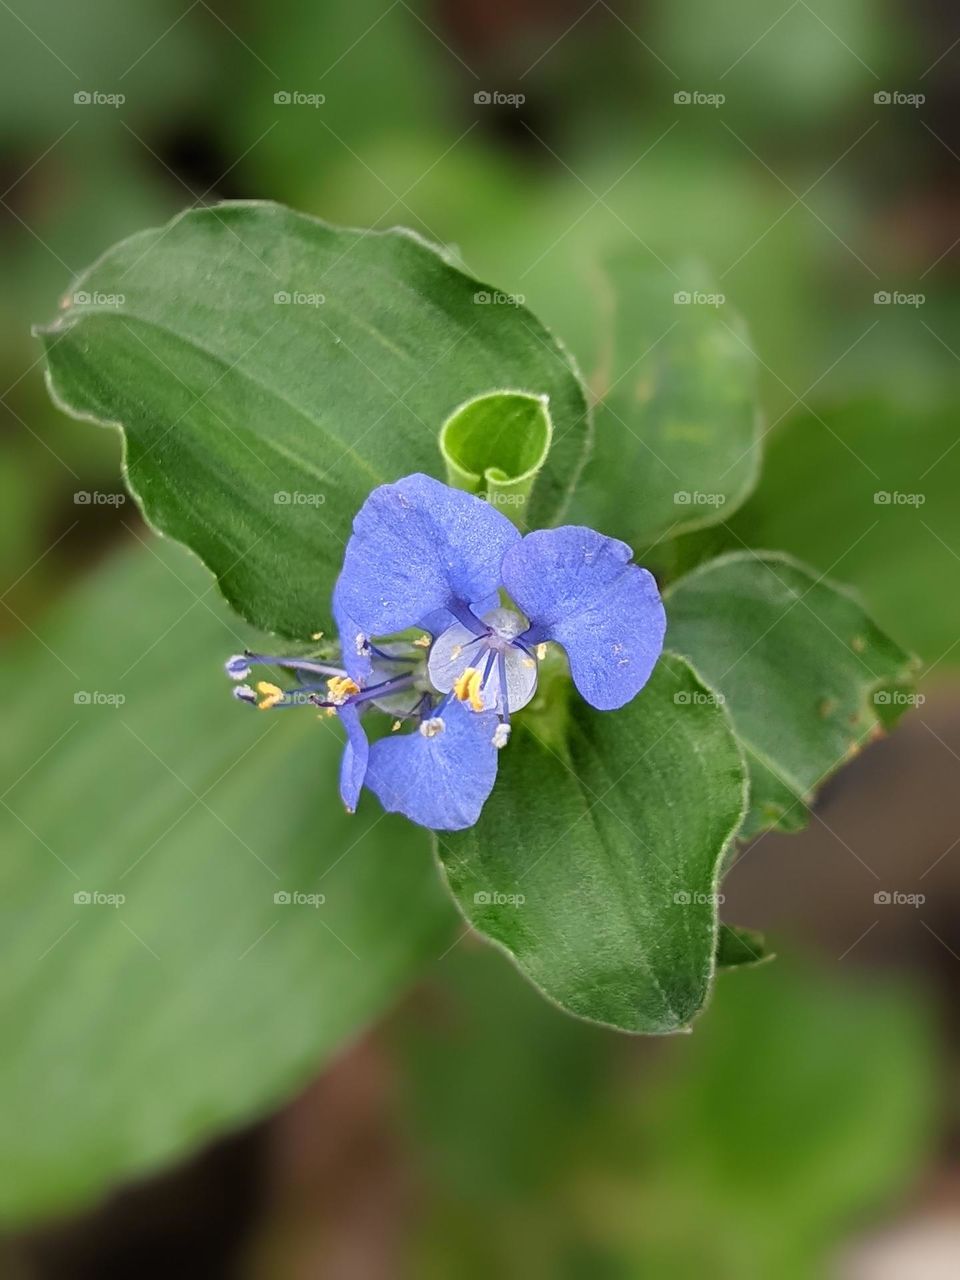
[[492, 723, 511, 749], [419, 717, 445, 739], [226, 655, 250, 680]]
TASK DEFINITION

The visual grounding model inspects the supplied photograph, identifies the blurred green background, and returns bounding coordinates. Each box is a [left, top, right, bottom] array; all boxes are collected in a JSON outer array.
[[2, 1, 959, 1276]]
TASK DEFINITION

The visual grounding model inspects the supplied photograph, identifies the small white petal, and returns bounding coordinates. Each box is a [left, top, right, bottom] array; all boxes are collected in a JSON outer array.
[[428, 608, 537, 714]]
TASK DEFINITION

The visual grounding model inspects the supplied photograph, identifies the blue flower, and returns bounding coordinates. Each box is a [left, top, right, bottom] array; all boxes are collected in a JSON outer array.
[[227, 473, 666, 831]]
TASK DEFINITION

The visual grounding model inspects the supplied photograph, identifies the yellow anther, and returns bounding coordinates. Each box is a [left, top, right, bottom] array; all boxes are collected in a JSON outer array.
[[326, 676, 360, 705], [413, 633, 431, 648], [256, 681, 284, 710], [453, 666, 486, 712], [536, 643, 547, 661], [391, 719, 403, 732], [310, 630, 325, 641]]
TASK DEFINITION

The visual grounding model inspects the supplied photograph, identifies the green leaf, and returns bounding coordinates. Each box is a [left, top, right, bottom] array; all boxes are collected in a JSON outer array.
[[0, 537, 454, 1225], [665, 551, 919, 837], [568, 254, 761, 552], [438, 390, 553, 517], [716, 924, 774, 969], [633, 960, 935, 1275], [725, 397, 960, 666], [436, 654, 748, 1034], [399, 955, 933, 1276], [37, 201, 590, 640]]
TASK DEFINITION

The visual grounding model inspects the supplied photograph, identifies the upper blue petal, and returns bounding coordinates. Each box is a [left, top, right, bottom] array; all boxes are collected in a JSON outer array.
[[337, 702, 369, 813], [365, 697, 500, 830], [501, 526, 666, 711], [335, 473, 519, 637]]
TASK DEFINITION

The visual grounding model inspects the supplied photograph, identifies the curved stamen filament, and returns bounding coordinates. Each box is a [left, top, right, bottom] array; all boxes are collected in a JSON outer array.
[[310, 672, 419, 710], [243, 652, 348, 678]]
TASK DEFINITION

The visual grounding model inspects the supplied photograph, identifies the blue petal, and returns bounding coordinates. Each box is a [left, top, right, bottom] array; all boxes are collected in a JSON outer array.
[[501, 526, 666, 711], [337, 703, 369, 814], [332, 587, 373, 686], [365, 698, 499, 831], [336, 474, 519, 637]]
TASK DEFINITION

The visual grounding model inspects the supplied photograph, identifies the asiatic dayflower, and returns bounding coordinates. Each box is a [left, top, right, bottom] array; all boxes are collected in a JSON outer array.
[[226, 473, 666, 831]]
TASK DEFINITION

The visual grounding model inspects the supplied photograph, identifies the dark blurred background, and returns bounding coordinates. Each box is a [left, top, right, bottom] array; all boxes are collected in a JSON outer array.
[[2, 1, 959, 1276]]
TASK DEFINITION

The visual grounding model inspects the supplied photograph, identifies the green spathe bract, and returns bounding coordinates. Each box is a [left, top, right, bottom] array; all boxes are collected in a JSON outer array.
[[439, 389, 553, 519]]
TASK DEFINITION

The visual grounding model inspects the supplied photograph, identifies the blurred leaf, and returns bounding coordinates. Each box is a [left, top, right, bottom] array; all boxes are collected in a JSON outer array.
[[716, 923, 773, 969], [666, 551, 917, 836], [394, 947, 611, 1203], [622, 960, 935, 1277], [724, 398, 960, 667], [0, 536, 453, 1224], [569, 254, 760, 552], [38, 201, 590, 639], [437, 654, 747, 1034], [222, 0, 453, 192], [652, 0, 899, 129], [0, 0, 209, 144], [395, 952, 933, 1279]]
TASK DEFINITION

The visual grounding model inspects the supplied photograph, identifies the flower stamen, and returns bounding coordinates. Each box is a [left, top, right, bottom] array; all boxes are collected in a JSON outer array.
[[256, 681, 284, 710], [453, 666, 485, 712], [326, 676, 361, 705]]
